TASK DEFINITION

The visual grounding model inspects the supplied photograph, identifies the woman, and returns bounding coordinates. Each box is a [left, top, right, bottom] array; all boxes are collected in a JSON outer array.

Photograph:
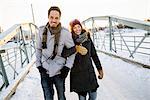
[[69, 19, 104, 100]]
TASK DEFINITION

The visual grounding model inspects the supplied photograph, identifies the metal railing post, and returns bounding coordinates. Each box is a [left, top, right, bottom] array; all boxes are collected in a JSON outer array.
[[92, 17, 95, 43], [109, 17, 112, 51], [129, 34, 147, 57], [29, 23, 36, 58], [19, 26, 29, 64], [0, 50, 9, 88]]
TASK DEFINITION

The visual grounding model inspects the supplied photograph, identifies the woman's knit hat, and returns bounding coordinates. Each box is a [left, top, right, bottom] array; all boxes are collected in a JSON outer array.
[[70, 19, 82, 33]]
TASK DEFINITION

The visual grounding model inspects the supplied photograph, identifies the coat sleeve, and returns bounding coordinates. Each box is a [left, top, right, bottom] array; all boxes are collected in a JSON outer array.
[[35, 27, 43, 67], [64, 30, 76, 69], [90, 38, 102, 70]]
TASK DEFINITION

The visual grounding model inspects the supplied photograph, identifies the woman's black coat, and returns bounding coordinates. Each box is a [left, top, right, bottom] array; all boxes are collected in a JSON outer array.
[[70, 33, 102, 93]]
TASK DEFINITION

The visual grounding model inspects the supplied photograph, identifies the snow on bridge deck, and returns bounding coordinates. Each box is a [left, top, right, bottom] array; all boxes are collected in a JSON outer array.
[[9, 52, 150, 100]]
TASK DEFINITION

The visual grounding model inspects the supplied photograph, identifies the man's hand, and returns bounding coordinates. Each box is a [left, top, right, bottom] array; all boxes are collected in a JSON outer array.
[[60, 66, 70, 79], [37, 66, 47, 74]]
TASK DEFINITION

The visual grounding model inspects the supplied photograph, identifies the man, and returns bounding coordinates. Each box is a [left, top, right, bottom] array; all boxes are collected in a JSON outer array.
[[36, 6, 75, 100]]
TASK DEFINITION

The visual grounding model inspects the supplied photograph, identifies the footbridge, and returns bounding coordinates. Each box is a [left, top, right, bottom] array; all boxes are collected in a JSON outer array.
[[0, 16, 150, 100]]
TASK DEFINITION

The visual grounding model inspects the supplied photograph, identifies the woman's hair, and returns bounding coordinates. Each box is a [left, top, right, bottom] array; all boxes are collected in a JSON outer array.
[[69, 19, 82, 33], [69, 19, 91, 39]]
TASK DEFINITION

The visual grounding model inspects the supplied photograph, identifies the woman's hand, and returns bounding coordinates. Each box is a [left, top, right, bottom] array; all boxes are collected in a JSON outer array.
[[98, 69, 104, 79], [75, 45, 88, 55]]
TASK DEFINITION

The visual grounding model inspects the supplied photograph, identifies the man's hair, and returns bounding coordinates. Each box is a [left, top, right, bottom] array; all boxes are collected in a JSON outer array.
[[48, 6, 61, 17]]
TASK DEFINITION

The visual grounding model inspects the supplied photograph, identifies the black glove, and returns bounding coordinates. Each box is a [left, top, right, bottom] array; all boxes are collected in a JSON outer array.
[[60, 66, 70, 79], [37, 66, 47, 74]]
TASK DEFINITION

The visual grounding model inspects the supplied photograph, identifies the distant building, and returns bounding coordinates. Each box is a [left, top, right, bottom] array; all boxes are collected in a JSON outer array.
[[116, 24, 133, 29]]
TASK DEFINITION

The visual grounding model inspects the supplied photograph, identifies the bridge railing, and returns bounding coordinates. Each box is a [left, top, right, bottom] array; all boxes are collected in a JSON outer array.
[[0, 23, 38, 91], [82, 16, 150, 67]]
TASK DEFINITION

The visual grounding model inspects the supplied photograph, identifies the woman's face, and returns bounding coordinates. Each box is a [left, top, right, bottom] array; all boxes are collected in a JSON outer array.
[[73, 24, 82, 35]]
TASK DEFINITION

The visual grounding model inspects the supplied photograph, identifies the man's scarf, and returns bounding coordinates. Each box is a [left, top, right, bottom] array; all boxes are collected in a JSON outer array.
[[42, 23, 61, 49]]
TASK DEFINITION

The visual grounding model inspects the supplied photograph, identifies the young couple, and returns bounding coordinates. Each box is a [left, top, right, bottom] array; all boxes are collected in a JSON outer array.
[[36, 6, 103, 100]]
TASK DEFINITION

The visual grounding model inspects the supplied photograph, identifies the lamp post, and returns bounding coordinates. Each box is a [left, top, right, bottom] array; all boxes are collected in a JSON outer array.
[[25, 0, 35, 24], [31, 4, 35, 24]]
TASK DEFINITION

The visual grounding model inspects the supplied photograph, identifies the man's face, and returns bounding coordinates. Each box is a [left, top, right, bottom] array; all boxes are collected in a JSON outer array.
[[48, 10, 60, 28]]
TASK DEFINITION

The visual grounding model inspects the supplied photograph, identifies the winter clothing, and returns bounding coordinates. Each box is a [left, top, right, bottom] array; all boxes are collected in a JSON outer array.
[[78, 91, 97, 100], [60, 66, 70, 79], [70, 19, 82, 28], [70, 30, 102, 93], [40, 74, 66, 100], [75, 31, 88, 44], [36, 22, 75, 100], [36, 23, 75, 77], [42, 22, 61, 59], [37, 66, 47, 74], [61, 46, 76, 58], [70, 19, 82, 33], [75, 45, 88, 55], [37, 6, 74, 100]]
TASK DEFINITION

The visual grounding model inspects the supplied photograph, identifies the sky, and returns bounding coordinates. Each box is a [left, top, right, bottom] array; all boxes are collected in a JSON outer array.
[[0, 0, 150, 30]]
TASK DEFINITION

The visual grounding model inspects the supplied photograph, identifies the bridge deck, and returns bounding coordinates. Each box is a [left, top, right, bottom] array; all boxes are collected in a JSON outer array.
[[9, 53, 150, 100]]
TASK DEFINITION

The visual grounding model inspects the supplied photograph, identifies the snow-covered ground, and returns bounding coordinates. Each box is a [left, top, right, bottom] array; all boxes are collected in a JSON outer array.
[[10, 52, 150, 100]]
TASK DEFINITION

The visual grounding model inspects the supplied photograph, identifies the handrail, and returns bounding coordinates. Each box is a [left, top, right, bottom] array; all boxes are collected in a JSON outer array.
[[0, 23, 37, 46], [0, 23, 38, 91], [82, 16, 150, 31], [82, 16, 150, 67]]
